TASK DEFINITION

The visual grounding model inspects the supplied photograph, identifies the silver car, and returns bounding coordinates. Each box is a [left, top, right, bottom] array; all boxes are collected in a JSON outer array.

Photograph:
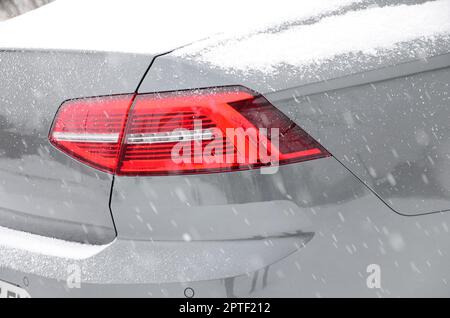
[[0, 0, 450, 297]]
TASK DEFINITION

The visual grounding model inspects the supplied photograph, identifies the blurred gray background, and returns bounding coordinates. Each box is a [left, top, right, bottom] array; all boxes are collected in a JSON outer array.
[[0, 0, 53, 21]]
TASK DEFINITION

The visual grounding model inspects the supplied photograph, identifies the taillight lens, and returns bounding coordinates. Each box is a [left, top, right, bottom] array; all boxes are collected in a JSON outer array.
[[49, 95, 134, 173], [50, 87, 329, 176]]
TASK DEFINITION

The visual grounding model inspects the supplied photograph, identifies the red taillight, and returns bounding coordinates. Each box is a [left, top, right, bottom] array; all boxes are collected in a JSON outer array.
[[49, 95, 134, 173], [50, 87, 329, 176]]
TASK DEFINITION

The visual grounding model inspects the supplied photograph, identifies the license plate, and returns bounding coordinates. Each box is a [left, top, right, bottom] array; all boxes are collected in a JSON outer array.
[[0, 280, 30, 298]]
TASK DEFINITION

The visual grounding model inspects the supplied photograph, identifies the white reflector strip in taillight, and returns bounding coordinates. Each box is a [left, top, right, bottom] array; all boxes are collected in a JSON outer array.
[[126, 129, 215, 145], [52, 132, 120, 143]]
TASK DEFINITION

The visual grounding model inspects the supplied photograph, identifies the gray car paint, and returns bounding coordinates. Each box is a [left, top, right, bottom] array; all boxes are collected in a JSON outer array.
[[2, 159, 450, 297], [270, 61, 450, 216], [1, 0, 450, 297], [137, 49, 450, 216], [0, 49, 153, 244]]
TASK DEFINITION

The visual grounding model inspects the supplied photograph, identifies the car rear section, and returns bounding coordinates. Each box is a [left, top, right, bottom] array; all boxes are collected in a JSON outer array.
[[1, 0, 450, 298], [0, 50, 153, 244]]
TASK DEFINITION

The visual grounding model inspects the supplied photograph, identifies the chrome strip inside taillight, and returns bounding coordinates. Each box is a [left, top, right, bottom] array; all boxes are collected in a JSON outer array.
[[52, 132, 119, 143], [126, 129, 215, 145]]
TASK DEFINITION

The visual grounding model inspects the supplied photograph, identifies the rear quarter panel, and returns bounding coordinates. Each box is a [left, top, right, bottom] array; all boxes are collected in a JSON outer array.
[[137, 48, 450, 216], [0, 50, 152, 243]]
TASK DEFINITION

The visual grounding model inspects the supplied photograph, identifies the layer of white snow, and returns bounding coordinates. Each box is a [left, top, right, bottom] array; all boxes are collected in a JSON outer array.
[[0, 225, 110, 259], [177, 0, 450, 72], [0, 0, 361, 53]]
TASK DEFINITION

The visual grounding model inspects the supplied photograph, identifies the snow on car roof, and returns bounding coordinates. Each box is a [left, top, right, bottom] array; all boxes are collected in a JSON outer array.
[[0, 0, 362, 54]]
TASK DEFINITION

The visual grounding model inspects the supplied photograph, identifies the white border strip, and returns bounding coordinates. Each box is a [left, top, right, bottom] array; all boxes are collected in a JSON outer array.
[[0, 225, 112, 260], [52, 132, 119, 143], [126, 129, 214, 145]]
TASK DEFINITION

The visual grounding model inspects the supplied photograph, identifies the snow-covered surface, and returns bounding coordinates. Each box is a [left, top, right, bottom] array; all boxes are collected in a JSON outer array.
[[2, 0, 449, 73], [0, 0, 52, 22], [0, 225, 110, 259], [0, 0, 361, 53], [176, 0, 450, 73], [0, 0, 449, 69], [0, 231, 307, 284]]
